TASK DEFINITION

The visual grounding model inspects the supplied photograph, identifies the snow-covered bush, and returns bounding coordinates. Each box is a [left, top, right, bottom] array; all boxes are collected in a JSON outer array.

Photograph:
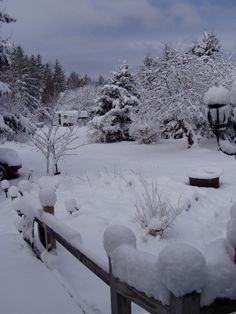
[[65, 198, 79, 215], [129, 114, 161, 144], [135, 176, 196, 237]]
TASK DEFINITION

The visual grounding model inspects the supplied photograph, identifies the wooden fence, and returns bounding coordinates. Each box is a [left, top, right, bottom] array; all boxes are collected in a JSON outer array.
[[23, 204, 236, 314]]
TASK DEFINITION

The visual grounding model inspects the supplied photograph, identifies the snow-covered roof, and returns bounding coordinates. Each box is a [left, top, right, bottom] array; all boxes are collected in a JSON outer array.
[[204, 86, 230, 105], [79, 110, 89, 118], [56, 110, 78, 116]]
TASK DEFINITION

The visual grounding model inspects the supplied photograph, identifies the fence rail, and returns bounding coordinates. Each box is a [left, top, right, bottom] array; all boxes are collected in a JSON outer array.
[[22, 205, 236, 314]]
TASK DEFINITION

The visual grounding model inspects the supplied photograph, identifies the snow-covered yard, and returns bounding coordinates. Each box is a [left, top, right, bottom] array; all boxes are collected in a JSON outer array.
[[1, 129, 236, 313]]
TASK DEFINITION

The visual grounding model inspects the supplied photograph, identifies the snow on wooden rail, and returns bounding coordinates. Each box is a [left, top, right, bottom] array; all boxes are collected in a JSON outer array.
[[17, 188, 236, 314]]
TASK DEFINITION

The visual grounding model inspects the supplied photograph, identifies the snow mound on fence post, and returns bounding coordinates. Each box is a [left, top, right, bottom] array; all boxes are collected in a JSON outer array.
[[18, 180, 31, 194], [9, 186, 19, 198], [156, 243, 206, 297], [39, 189, 57, 207], [103, 225, 136, 257], [110, 245, 169, 304], [204, 85, 230, 105]]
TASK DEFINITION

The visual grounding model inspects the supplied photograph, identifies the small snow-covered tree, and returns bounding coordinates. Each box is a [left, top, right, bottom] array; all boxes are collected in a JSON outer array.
[[57, 85, 100, 118], [32, 104, 86, 175], [89, 62, 140, 142]]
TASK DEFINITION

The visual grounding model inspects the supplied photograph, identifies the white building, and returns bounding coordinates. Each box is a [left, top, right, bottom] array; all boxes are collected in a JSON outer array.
[[53, 110, 79, 126]]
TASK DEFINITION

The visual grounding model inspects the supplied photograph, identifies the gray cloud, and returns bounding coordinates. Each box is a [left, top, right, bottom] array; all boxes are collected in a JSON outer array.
[[2, 0, 236, 77]]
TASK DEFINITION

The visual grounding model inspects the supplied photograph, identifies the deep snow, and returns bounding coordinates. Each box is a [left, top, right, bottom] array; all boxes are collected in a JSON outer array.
[[1, 130, 236, 313]]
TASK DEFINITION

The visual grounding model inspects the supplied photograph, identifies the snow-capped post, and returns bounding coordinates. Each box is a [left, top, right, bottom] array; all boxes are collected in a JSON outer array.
[[1, 179, 9, 198], [8, 186, 19, 201], [39, 188, 57, 252], [27, 168, 34, 182], [157, 243, 205, 314], [103, 225, 136, 314], [18, 180, 31, 196]]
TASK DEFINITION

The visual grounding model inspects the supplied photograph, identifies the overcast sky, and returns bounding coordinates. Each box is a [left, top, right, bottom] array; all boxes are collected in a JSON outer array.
[[2, 0, 236, 77]]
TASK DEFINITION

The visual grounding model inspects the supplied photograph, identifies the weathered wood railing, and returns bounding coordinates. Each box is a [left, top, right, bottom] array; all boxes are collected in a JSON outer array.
[[19, 194, 236, 314]]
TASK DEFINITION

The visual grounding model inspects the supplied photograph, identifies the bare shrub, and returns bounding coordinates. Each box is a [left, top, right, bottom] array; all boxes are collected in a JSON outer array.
[[135, 176, 182, 237]]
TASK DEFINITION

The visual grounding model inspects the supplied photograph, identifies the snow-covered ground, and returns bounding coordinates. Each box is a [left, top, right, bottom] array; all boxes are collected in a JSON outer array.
[[1, 129, 236, 313]]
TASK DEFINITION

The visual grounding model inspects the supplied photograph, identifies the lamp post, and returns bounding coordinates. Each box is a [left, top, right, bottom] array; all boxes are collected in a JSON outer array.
[[204, 85, 236, 155], [207, 103, 230, 144]]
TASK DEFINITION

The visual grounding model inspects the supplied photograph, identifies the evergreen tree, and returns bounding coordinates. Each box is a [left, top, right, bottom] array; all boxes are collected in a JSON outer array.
[[67, 72, 80, 90], [89, 62, 139, 142], [53, 59, 66, 96], [9, 46, 39, 115], [0, 2, 15, 68], [189, 31, 221, 59], [96, 75, 106, 86], [41, 63, 54, 104]]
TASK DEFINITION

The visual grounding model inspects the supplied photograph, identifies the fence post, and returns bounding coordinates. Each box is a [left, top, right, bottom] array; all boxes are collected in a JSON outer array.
[[39, 189, 57, 253], [43, 204, 56, 252], [170, 292, 200, 314], [109, 258, 131, 314]]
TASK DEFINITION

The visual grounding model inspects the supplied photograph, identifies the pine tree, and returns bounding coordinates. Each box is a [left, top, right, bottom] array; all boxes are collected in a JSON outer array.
[[96, 75, 106, 86], [53, 59, 66, 97], [189, 31, 221, 59], [41, 63, 54, 104], [9, 46, 39, 115], [0, 2, 15, 68], [67, 72, 80, 90], [89, 62, 139, 142]]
